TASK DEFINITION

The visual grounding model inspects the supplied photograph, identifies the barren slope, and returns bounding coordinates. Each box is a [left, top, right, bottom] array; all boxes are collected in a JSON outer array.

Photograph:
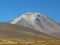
[[0, 22, 57, 39]]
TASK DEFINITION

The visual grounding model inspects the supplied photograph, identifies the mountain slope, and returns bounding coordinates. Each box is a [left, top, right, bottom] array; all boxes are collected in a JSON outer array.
[[10, 12, 60, 38], [0, 22, 57, 40]]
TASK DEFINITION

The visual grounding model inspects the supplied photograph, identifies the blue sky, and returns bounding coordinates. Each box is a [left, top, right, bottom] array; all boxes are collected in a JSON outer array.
[[0, 0, 60, 23]]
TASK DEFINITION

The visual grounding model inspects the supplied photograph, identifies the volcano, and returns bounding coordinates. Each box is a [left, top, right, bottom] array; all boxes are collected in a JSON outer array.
[[10, 12, 60, 38]]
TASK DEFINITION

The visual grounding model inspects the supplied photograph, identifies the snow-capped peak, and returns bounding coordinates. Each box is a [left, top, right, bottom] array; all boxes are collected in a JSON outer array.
[[11, 12, 43, 24], [11, 12, 59, 30]]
